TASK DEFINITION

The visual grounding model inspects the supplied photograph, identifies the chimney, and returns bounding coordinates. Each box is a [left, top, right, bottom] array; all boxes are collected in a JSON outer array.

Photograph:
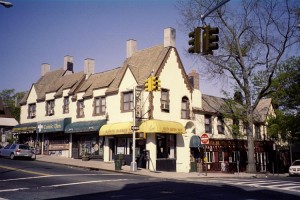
[[84, 58, 95, 76], [41, 63, 50, 76], [64, 55, 74, 72], [126, 39, 137, 58], [164, 27, 176, 47], [188, 69, 200, 90]]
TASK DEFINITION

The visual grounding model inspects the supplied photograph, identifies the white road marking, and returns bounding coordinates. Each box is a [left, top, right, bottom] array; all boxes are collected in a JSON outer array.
[[41, 179, 129, 188], [0, 173, 120, 182], [0, 178, 129, 193], [0, 188, 29, 193]]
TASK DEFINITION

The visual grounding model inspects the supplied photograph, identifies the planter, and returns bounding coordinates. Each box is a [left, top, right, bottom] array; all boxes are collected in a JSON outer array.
[[82, 156, 90, 161]]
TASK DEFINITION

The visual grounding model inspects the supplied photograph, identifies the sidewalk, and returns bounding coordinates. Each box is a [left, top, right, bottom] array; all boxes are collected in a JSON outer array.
[[35, 155, 283, 180]]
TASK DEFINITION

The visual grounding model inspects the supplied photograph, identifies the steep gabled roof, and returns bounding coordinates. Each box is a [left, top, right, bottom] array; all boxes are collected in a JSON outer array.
[[253, 98, 272, 123], [105, 45, 171, 94], [34, 69, 65, 101]]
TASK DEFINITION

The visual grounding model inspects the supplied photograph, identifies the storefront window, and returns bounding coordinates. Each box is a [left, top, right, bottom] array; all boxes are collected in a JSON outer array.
[[156, 134, 176, 159]]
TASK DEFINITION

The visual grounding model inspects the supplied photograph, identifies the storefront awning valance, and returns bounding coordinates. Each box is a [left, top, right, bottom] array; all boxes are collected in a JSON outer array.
[[99, 122, 133, 136], [139, 120, 185, 134], [189, 135, 203, 148], [12, 122, 37, 133], [37, 118, 71, 133], [65, 120, 106, 133]]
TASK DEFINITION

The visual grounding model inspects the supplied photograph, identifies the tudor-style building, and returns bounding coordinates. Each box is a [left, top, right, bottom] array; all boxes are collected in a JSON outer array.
[[13, 27, 276, 173]]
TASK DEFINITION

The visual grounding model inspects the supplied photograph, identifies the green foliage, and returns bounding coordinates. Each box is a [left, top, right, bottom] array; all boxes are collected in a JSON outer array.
[[0, 89, 26, 122], [267, 57, 300, 143]]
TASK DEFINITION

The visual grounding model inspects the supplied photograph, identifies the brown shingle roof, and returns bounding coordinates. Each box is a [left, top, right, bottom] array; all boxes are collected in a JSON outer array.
[[106, 45, 170, 94], [77, 68, 120, 98], [200, 94, 272, 123]]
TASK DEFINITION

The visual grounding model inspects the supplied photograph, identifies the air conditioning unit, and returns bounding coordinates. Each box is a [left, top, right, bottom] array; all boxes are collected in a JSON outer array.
[[30, 113, 36, 118], [49, 109, 54, 115], [162, 103, 169, 110]]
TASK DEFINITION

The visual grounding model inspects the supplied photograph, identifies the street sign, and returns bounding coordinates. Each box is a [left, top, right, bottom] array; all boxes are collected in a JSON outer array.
[[201, 133, 209, 144], [131, 126, 139, 131]]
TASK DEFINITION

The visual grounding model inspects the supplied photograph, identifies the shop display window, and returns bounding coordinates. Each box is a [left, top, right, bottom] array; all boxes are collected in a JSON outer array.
[[156, 134, 176, 159]]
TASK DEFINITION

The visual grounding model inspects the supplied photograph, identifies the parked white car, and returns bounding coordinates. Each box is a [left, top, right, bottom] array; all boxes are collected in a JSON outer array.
[[0, 144, 35, 160], [289, 160, 300, 176]]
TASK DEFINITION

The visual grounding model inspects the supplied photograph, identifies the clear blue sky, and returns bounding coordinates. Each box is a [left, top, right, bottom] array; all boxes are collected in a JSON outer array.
[[0, 0, 228, 97]]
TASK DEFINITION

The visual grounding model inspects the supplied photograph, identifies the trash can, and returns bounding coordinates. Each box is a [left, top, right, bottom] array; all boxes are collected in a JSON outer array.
[[190, 162, 197, 172], [115, 159, 122, 170]]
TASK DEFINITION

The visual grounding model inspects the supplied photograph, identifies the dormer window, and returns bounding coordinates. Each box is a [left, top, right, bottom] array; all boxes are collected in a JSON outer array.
[[46, 100, 55, 116]]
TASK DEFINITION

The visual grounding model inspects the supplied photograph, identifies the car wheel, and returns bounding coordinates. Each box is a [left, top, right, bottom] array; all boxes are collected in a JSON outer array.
[[10, 153, 15, 160]]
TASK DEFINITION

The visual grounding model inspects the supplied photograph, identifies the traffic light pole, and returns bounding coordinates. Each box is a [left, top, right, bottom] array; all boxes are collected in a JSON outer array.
[[201, 0, 230, 22], [131, 86, 138, 172]]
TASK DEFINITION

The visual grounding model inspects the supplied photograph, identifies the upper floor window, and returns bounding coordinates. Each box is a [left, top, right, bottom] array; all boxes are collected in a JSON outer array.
[[122, 92, 133, 112], [94, 96, 106, 116], [255, 124, 261, 140], [181, 96, 190, 119], [28, 103, 36, 118], [77, 100, 85, 118], [205, 115, 212, 133], [161, 89, 170, 112], [63, 97, 69, 114], [233, 117, 240, 136], [46, 100, 55, 116], [217, 116, 225, 134]]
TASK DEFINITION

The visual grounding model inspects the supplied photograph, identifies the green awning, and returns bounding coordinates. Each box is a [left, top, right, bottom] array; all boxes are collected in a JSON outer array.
[[189, 135, 203, 148], [12, 122, 37, 133], [37, 118, 71, 133], [65, 120, 106, 133]]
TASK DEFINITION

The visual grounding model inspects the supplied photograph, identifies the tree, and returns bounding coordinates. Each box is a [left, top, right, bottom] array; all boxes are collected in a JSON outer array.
[[0, 89, 26, 123], [267, 57, 300, 145], [177, 0, 300, 173]]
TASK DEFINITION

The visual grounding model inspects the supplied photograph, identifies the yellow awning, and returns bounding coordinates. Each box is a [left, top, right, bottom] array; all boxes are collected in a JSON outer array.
[[139, 119, 185, 134], [99, 122, 133, 136]]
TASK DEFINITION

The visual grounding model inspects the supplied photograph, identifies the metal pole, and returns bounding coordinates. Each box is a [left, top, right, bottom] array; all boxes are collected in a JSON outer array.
[[0, 1, 13, 8], [131, 86, 137, 172]]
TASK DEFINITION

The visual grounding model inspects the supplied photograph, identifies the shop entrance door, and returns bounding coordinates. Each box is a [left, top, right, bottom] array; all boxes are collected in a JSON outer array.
[[108, 138, 115, 161]]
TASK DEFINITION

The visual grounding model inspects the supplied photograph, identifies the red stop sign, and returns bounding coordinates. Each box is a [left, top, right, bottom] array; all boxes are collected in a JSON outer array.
[[201, 133, 209, 144]]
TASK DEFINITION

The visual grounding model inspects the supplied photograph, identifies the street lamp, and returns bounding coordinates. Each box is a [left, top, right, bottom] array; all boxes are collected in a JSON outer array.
[[0, 0, 13, 8]]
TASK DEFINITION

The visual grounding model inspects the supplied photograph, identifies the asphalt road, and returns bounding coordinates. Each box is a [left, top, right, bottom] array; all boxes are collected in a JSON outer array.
[[0, 158, 299, 200]]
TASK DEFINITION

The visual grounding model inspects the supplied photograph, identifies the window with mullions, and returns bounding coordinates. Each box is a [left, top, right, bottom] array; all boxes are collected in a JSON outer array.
[[94, 96, 106, 116], [161, 89, 170, 112], [156, 134, 176, 159], [77, 100, 85, 118], [46, 100, 55, 116], [181, 96, 190, 119], [204, 151, 213, 163], [122, 92, 133, 112], [63, 97, 69, 114], [28, 103, 36, 118]]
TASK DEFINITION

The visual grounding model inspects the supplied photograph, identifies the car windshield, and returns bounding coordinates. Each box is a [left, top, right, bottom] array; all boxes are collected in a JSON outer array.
[[292, 160, 300, 166]]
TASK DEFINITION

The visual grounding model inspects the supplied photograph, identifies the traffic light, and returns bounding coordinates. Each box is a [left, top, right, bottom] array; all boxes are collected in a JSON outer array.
[[188, 27, 201, 54], [144, 77, 152, 92], [202, 25, 219, 55], [153, 76, 161, 92]]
